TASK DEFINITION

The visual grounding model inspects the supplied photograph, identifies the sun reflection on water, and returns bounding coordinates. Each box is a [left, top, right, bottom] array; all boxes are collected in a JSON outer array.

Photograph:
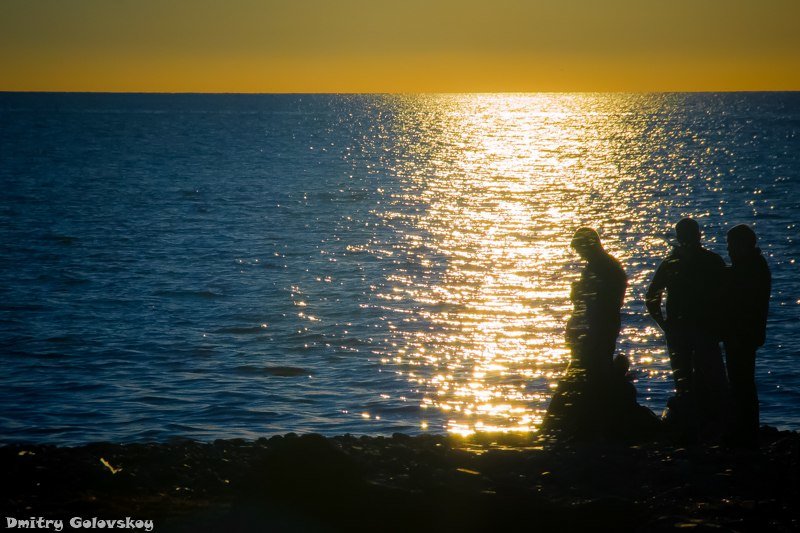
[[372, 94, 688, 435]]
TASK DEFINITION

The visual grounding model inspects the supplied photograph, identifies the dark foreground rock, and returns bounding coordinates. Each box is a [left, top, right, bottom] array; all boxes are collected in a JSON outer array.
[[2, 428, 799, 532]]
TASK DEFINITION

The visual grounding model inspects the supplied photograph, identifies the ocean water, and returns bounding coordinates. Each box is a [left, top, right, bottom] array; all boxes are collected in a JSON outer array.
[[0, 92, 798, 445]]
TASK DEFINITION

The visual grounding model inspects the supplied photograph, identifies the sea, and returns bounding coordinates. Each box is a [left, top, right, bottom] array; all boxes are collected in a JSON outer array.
[[1, 92, 798, 445]]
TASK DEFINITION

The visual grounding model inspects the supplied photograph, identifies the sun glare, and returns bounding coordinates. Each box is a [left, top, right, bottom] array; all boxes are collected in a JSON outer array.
[[376, 94, 670, 435]]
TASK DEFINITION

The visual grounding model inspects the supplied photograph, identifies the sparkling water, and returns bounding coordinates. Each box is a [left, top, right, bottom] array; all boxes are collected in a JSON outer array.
[[1, 92, 798, 444]]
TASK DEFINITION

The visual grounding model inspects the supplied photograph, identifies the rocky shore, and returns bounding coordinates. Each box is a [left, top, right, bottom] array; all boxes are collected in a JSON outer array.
[[3, 428, 799, 532]]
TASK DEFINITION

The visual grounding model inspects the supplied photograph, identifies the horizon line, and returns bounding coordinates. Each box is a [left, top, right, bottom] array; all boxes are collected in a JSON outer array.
[[2, 89, 800, 96]]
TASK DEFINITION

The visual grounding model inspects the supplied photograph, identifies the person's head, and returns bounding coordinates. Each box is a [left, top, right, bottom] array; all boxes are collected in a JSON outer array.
[[613, 354, 630, 377], [727, 224, 757, 263], [675, 218, 701, 246], [570, 227, 602, 260]]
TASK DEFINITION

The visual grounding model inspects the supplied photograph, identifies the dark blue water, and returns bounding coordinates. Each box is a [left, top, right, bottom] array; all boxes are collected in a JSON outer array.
[[1, 92, 798, 444]]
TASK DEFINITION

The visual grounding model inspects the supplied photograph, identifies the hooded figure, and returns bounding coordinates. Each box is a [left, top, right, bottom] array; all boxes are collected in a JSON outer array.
[[566, 227, 627, 380], [544, 228, 659, 441], [723, 224, 771, 448]]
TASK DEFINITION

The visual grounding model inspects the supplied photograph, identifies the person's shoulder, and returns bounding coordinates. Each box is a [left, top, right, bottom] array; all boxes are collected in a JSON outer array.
[[657, 249, 681, 271], [756, 251, 770, 268], [613, 256, 627, 283], [606, 251, 625, 271], [601, 251, 627, 278], [755, 252, 772, 278], [700, 247, 725, 267]]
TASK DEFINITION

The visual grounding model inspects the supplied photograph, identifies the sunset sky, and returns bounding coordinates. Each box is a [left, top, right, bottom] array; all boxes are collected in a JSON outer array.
[[1, 0, 798, 92]]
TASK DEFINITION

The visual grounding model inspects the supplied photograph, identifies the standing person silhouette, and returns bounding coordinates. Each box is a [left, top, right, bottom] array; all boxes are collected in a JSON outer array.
[[646, 218, 728, 439], [723, 224, 771, 449], [545, 227, 647, 439], [566, 227, 627, 382]]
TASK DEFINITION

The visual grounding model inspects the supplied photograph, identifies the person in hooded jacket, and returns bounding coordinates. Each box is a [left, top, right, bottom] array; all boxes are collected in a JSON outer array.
[[566, 227, 627, 381], [723, 224, 771, 449]]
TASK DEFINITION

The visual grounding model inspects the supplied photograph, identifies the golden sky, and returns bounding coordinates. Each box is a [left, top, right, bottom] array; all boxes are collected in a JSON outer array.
[[1, 0, 798, 92]]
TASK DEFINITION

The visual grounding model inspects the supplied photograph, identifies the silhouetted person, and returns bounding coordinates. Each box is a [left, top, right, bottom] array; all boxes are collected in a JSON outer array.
[[723, 224, 771, 449], [566, 227, 627, 381], [545, 228, 660, 440], [646, 218, 728, 440]]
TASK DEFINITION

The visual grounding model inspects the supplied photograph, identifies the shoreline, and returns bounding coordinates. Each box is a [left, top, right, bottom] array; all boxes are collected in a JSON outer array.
[[3, 427, 799, 532]]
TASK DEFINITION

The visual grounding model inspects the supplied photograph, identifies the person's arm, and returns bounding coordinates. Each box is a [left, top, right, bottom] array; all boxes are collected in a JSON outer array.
[[708, 254, 728, 339], [755, 260, 772, 347], [645, 262, 668, 332]]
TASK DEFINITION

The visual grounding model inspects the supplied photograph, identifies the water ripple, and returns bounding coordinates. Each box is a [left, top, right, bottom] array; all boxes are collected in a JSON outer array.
[[0, 92, 798, 444]]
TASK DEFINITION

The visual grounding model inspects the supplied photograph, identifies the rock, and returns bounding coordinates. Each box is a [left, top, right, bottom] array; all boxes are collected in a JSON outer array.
[[542, 368, 662, 443], [1, 428, 799, 531]]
